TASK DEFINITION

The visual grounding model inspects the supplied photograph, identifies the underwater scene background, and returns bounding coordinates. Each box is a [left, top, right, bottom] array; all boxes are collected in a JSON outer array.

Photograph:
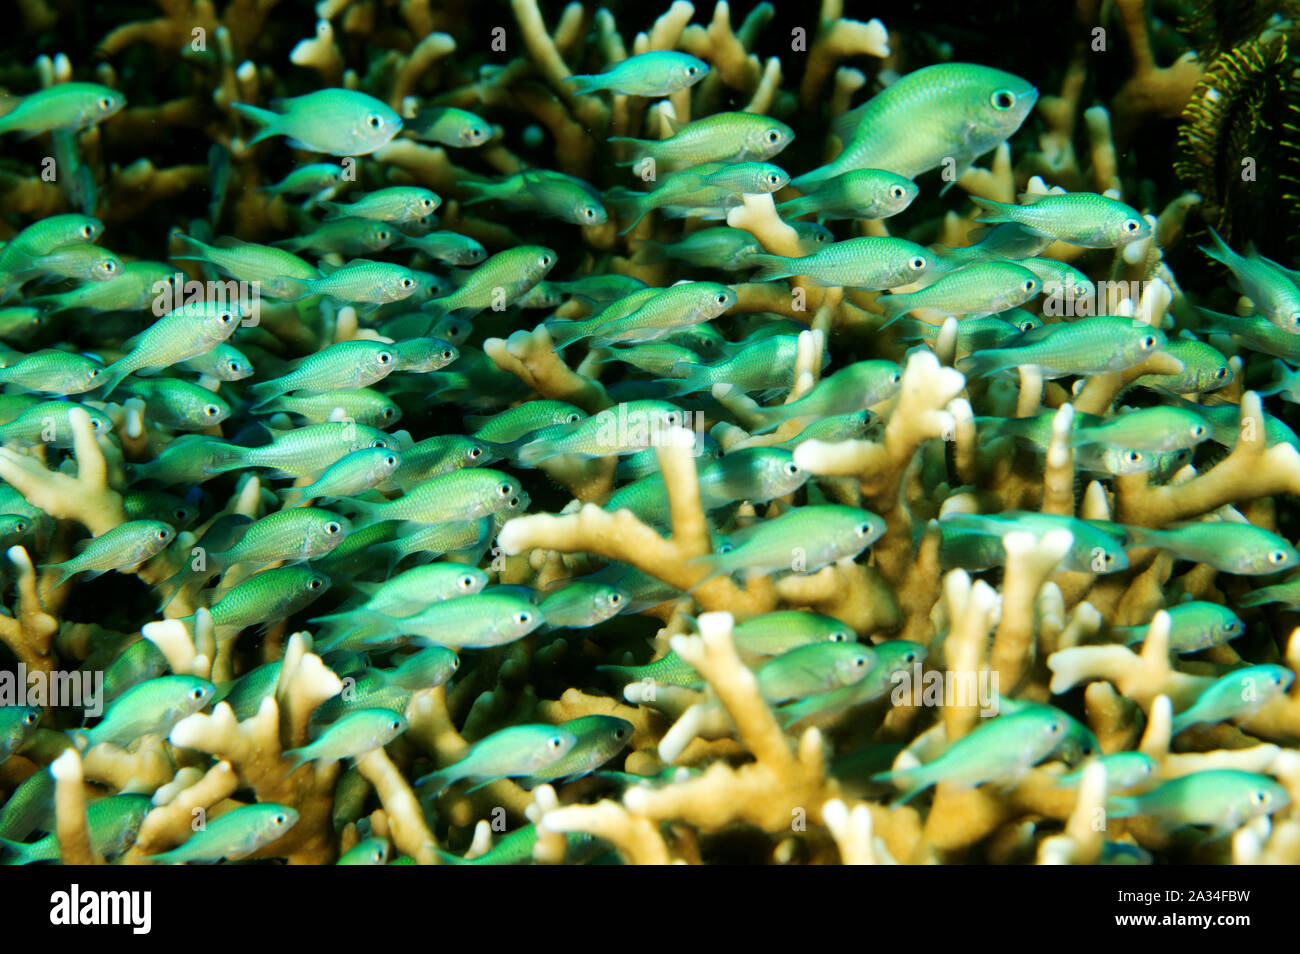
[[1, 0, 1299, 866]]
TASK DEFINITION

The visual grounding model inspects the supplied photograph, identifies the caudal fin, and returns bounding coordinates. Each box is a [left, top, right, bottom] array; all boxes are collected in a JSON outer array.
[[231, 103, 282, 147]]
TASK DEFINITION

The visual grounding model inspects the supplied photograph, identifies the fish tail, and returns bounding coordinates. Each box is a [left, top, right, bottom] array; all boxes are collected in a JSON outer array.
[[95, 358, 134, 400], [789, 163, 841, 193], [38, 563, 74, 596], [774, 197, 812, 219], [515, 439, 555, 467], [171, 233, 214, 262], [563, 74, 602, 96], [954, 350, 1009, 379], [968, 195, 1017, 224], [245, 380, 284, 408], [414, 768, 453, 795], [231, 103, 281, 147], [0, 837, 33, 865], [1237, 588, 1274, 608], [542, 318, 586, 349], [876, 292, 917, 325], [607, 136, 654, 167], [1106, 795, 1139, 818], [603, 187, 647, 233], [749, 254, 794, 282], [1200, 227, 1241, 270]]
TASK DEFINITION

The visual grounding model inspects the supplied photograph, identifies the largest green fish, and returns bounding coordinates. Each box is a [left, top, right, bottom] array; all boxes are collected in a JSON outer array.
[[792, 64, 1037, 190]]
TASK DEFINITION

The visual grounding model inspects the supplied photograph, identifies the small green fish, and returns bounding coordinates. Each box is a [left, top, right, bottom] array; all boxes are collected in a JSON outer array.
[[0, 214, 102, 270], [1170, 664, 1294, 735], [378, 647, 461, 690], [523, 715, 633, 784], [434, 825, 603, 865], [234, 89, 402, 155], [1239, 577, 1300, 609], [294, 446, 401, 499], [538, 582, 629, 628], [1200, 228, 1300, 334], [354, 589, 544, 650], [209, 422, 398, 479], [548, 281, 735, 348], [72, 675, 215, 750], [181, 342, 254, 381], [351, 467, 524, 525], [1071, 406, 1209, 454], [100, 638, 170, 704], [97, 300, 243, 398], [873, 707, 1069, 804], [465, 170, 606, 226], [750, 236, 931, 288], [171, 235, 320, 299], [567, 51, 709, 97], [1107, 770, 1289, 834], [878, 261, 1040, 323], [0, 82, 125, 137], [1053, 752, 1157, 790], [209, 508, 350, 568], [638, 227, 763, 270], [692, 505, 885, 579], [1, 794, 149, 865], [1113, 602, 1245, 654], [1130, 338, 1233, 394], [746, 359, 902, 433], [11, 243, 122, 283], [415, 723, 578, 794], [777, 169, 917, 222], [0, 400, 112, 447], [390, 336, 458, 373], [957, 316, 1166, 378], [396, 230, 487, 265], [382, 434, 495, 488], [939, 510, 1129, 574], [778, 640, 926, 728], [1125, 521, 1300, 575], [42, 520, 175, 592], [514, 400, 686, 464], [757, 642, 875, 704], [610, 112, 794, 169], [198, 566, 331, 630], [247, 341, 398, 406], [259, 163, 345, 198], [0, 350, 104, 395], [0, 706, 40, 764], [321, 186, 441, 223], [733, 611, 855, 656], [421, 246, 557, 320], [970, 192, 1150, 248], [145, 803, 299, 863], [275, 218, 395, 256], [338, 837, 390, 865], [121, 377, 231, 430], [286, 260, 421, 307], [598, 649, 703, 688], [284, 708, 407, 771], [405, 106, 491, 147], [470, 401, 586, 444]]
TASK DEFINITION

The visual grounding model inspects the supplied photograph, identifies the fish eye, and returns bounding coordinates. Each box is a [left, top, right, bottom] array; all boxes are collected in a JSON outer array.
[[421, 198, 435, 209], [507, 496, 521, 508], [23, 711, 37, 726], [1019, 319, 1035, 331], [370, 439, 386, 448], [1191, 424, 1206, 437], [1048, 720, 1062, 733], [469, 126, 484, 138], [308, 577, 322, 589], [156, 528, 170, 540], [377, 351, 393, 365], [1254, 791, 1268, 804], [902, 651, 917, 663], [458, 574, 476, 589], [497, 482, 513, 497], [99, 96, 113, 109], [1123, 219, 1140, 232], [784, 461, 799, 475], [539, 254, 554, 267], [366, 114, 382, 129], [381, 407, 396, 420], [441, 349, 454, 360], [1214, 367, 1228, 379], [325, 522, 342, 534], [275, 813, 288, 824], [565, 412, 582, 423], [204, 404, 221, 417], [891, 371, 902, 383], [765, 129, 781, 143], [449, 656, 460, 670], [547, 735, 564, 749], [1269, 550, 1288, 563], [220, 311, 235, 323], [515, 611, 533, 625], [399, 278, 414, 289], [582, 207, 597, 220], [716, 293, 728, 305], [88, 368, 101, 377], [377, 230, 391, 242], [990, 89, 1016, 110], [79, 225, 94, 238], [909, 256, 927, 271], [889, 185, 906, 199], [468, 446, 484, 459], [1126, 450, 1141, 463], [226, 360, 240, 373], [14, 519, 27, 532], [767, 174, 780, 186], [384, 455, 397, 466], [608, 592, 623, 605], [853, 656, 868, 668], [103, 260, 117, 273], [1022, 280, 1036, 293], [190, 687, 205, 700], [856, 522, 871, 535], [686, 66, 698, 76], [1140, 335, 1157, 349]]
